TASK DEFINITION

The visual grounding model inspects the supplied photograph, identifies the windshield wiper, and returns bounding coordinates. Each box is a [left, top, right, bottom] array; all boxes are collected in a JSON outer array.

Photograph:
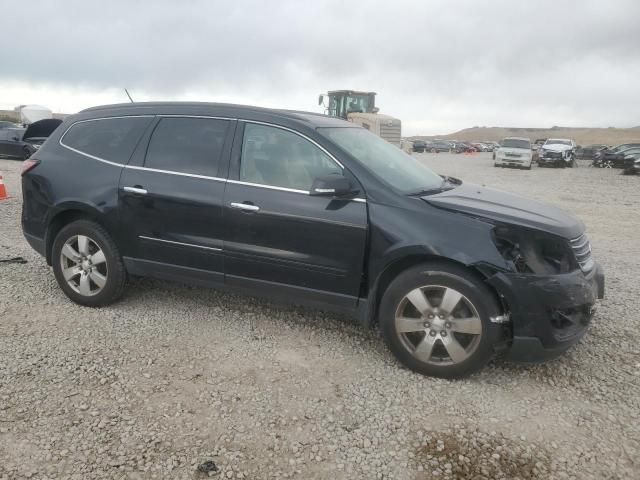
[[407, 177, 458, 196]]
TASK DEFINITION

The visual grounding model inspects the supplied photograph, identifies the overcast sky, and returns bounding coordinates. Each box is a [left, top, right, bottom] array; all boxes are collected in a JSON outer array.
[[2, 0, 639, 135]]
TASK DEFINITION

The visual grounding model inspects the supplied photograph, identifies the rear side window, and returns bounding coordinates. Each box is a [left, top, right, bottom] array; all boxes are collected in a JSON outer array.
[[144, 117, 230, 177], [61, 117, 152, 163]]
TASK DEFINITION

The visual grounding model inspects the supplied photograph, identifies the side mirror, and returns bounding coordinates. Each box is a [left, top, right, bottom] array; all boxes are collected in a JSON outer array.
[[310, 174, 352, 197]]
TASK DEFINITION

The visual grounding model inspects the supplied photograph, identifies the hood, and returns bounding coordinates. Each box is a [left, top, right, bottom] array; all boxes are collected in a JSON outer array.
[[542, 143, 572, 152], [23, 118, 62, 141], [423, 183, 584, 239]]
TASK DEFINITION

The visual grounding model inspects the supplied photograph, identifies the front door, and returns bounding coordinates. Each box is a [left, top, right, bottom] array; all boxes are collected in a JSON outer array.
[[223, 122, 368, 307], [119, 116, 234, 284]]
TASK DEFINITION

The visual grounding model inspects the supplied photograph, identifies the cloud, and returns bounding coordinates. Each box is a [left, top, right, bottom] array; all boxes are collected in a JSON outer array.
[[2, 0, 639, 134]]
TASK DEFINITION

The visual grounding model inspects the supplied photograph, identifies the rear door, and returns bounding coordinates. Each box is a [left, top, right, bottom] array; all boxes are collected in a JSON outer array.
[[223, 121, 368, 307], [118, 116, 234, 284]]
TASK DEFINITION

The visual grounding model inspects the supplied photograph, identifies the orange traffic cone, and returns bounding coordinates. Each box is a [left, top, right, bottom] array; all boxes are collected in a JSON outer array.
[[0, 175, 9, 200]]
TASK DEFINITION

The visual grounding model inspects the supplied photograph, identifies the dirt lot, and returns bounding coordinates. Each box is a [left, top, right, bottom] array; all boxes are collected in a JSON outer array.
[[1, 153, 639, 479]]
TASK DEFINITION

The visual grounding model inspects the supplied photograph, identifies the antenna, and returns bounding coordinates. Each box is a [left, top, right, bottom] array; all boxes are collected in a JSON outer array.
[[124, 88, 134, 103]]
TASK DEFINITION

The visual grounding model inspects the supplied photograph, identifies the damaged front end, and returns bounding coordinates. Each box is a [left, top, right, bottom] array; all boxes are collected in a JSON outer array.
[[483, 224, 605, 362]]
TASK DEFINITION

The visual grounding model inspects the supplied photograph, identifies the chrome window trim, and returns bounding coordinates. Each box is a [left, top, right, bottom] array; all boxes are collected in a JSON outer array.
[[227, 179, 308, 195], [125, 164, 226, 182], [57, 114, 366, 203], [139, 235, 222, 252]]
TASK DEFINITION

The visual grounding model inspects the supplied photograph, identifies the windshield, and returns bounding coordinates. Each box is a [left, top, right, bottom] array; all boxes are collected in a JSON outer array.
[[320, 127, 446, 194], [501, 139, 530, 149], [328, 94, 374, 118], [545, 139, 572, 146]]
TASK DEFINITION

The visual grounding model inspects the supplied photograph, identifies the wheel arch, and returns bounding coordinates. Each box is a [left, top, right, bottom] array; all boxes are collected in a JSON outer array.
[[365, 254, 504, 328], [44, 204, 107, 265]]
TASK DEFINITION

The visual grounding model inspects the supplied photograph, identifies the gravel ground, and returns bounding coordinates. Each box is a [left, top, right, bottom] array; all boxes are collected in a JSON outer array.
[[0, 153, 638, 479]]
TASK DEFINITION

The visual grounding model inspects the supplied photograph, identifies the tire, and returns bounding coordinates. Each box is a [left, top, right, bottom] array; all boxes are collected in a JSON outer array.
[[431, 148, 436, 153], [22, 147, 31, 160], [51, 220, 127, 307], [379, 262, 504, 379]]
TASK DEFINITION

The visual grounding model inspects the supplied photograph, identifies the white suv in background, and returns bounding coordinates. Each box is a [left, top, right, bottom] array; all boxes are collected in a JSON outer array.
[[494, 137, 533, 169]]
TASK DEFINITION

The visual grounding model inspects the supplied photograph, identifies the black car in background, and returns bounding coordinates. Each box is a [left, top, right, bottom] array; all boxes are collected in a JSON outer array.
[[593, 146, 640, 168], [0, 119, 62, 160], [429, 140, 452, 153], [576, 144, 607, 160], [412, 140, 427, 153], [21, 102, 604, 378], [623, 154, 640, 175]]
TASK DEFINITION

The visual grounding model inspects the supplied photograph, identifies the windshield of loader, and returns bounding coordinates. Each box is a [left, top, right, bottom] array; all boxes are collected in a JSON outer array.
[[328, 94, 374, 118]]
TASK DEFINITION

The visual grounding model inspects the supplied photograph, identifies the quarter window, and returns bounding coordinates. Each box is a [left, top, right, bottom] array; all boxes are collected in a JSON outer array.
[[62, 116, 152, 163], [145, 117, 230, 176], [240, 123, 341, 191]]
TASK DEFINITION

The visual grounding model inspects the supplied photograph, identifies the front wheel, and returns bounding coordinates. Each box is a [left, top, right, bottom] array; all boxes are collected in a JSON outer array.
[[52, 220, 127, 307], [379, 263, 504, 378]]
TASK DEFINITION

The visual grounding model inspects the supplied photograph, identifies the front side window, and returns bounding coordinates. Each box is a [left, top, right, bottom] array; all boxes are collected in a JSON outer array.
[[240, 123, 341, 191], [62, 116, 152, 163], [145, 117, 229, 176]]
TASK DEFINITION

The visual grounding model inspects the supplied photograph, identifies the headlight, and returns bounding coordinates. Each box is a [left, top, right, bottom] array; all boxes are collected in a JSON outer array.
[[31, 144, 41, 149], [492, 225, 578, 274]]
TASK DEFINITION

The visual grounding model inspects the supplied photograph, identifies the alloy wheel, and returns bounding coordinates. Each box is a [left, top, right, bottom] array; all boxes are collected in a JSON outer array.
[[394, 285, 482, 365], [604, 160, 613, 168], [59, 235, 108, 296]]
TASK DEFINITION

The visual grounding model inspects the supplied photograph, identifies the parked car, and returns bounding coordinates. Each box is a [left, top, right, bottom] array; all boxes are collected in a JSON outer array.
[[481, 141, 496, 152], [453, 142, 475, 154], [623, 154, 640, 175], [538, 138, 576, 168], [428, 140, 451, 153], [0, 120, 19, 129], [575, 144, 607, 160], [412, 140, 427, 153], [21, 102, 604, 379], [494, 137, 533, 169], [593, 146, 640, 168], [0, 119, 62, 160]]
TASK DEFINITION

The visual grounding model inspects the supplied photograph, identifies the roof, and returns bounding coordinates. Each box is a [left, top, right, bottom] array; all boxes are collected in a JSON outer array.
[[79, 102, 351, 128], [503, 136, 531, 141]]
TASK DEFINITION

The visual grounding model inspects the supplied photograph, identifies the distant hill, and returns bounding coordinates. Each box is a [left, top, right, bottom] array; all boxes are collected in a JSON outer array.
[[412, 126, 640, 146]]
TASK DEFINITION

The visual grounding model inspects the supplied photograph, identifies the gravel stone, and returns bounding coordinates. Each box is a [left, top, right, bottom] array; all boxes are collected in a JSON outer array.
[[0, 154, 639, 479]]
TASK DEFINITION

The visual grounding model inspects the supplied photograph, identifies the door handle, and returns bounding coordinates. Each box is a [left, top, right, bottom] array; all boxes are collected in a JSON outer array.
[[230, 202, 260, 212], [123, 186, 148, 195]]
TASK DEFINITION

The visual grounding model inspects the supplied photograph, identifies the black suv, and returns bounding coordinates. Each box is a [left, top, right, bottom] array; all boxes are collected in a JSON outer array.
[[21, 102, 605, 378]]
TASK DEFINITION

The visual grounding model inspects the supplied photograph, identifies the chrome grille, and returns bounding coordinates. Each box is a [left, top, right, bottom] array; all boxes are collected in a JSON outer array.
[[570, 233, 594, 272]]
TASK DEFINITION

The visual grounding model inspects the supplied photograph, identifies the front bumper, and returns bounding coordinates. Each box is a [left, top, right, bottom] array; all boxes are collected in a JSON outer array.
[[495, 156, 531, 168], [538, 156, 566, 167], [487, 262, 605, 363]]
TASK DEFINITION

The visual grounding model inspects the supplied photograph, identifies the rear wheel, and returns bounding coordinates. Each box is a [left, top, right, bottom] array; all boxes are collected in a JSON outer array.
[[52, 220, 127, 307], [22, 147, 31, 160], [379, 263, 503, 378]]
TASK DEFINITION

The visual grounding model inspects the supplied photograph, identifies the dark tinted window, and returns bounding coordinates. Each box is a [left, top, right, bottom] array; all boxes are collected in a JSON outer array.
[[145, 117, 229, 176], [62, 116, 152, 163], [240, 123, 341, 191]]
